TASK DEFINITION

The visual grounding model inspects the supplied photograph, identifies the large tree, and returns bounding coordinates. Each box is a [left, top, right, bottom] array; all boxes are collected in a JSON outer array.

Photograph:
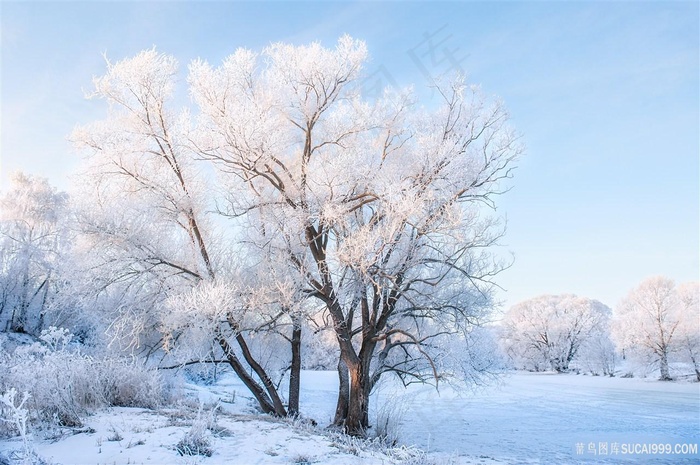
[[189, 36, 520, 434], [613, 276, 699, 381], [70, 37, 519, 433]]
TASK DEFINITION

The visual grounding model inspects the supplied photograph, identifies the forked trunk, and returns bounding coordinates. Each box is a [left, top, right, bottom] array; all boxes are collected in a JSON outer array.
[[234, 332, 288, 416], [217, 336, 277, 415]]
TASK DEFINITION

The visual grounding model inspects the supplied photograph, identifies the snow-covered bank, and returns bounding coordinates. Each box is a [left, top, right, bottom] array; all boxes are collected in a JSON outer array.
[[1, 407, 421, 465], [1, 370, 698, 464]]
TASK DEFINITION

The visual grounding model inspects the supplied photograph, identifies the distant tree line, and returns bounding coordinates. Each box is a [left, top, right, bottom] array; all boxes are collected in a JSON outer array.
[[499, 277, 699, 381]]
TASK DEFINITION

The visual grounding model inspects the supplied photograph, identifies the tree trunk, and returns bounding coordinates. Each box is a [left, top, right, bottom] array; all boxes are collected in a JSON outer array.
[[12, 270, 30, 333], [345, 362, 367, 436], [234, 332, 288, 416], [225, 315, 287, 416], [344, 343, 375, 436], [217, 336, 277, 414], [287, 320, 302, 416], [36, 276, 51, 334], [687, 350, 700, 382], [333, 357, 349, 426], [659, 350, 672, 381]]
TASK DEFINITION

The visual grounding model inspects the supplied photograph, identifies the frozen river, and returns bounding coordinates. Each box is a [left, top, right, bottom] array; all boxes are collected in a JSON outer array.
[[300, 370, 700, 464]]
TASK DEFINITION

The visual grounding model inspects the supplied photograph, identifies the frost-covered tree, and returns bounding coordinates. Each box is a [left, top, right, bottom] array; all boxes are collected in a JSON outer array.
[[576, 329, 617, 376], [0, 173, 68, 334], [612, 276, 697, 381], [500, 295, 611, 372], [69, 37, 519, 432], [71, 49, 292, 416], [675, 282, 700, 381], [189, 36, 519, 434]]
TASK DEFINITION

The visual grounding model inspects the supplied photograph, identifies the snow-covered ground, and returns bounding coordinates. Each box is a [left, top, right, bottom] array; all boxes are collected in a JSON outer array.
[[1, 370, 698, 464], [4, 407, 408, 465], [300, 370, 700, 464], [380, 372, 699, 464]]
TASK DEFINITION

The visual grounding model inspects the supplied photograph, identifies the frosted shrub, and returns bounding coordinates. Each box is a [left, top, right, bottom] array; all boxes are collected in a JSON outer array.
[[175, 403, 218, 457], [327, 429, 428, 462], [184, 363, 221, 386], [97, 358, 167, 409], [38, 326, 72, 352], [0, 328, 169, 431], [370, 387, 409, 446], [175, 426, 213, 457], [7, 346, 98, 426], [0, 389, 30, 440], [290, 453, 313, 464], [0, 388, 39, 464]]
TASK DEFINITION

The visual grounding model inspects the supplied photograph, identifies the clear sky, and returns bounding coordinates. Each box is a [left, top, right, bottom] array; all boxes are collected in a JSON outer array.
[[1, 1, 698, 312]]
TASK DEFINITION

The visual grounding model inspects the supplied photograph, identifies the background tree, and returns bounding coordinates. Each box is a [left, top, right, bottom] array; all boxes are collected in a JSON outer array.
[[189, 36, 520, 434], [0, 173, 69, 334], [675, 281, 700, 381], [500, 294, 611, 372], [611, 276, 695, 381], [575, 328, 617, 376]]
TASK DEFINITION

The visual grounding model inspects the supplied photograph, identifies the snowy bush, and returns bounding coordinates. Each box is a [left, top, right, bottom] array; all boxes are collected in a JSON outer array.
[[368, 377, 413, 446], [397, 451, 459, 465], [0, 388, 53, 465], [0, 328, 169, 431], [38, 327, 71, 352], [175, 403, 219, 457], [97, 357, 169, 409], [326, 429, 436, 463], [289, 453, 313, 464], [183, 363, 224, 386], [5, 343, 99, 426], [370, 392, 407, 446], [576, 331, 617, 376], [175, 429, 213, 457], [0, 389, 30, 442]]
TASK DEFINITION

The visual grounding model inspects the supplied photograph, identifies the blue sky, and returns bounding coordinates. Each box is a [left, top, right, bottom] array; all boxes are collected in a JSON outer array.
[[1, 1, 698, 311]]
